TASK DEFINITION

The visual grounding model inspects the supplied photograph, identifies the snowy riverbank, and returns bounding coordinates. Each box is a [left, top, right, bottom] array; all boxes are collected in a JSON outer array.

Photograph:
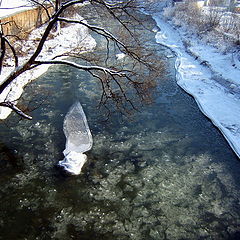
[[0, 0, 33, 18], [152, 14, 240, 159], [0, 14, 96, 119]]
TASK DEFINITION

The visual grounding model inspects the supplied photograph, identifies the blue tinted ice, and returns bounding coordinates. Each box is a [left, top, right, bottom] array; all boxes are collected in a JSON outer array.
[[63, 101, 93, 155]]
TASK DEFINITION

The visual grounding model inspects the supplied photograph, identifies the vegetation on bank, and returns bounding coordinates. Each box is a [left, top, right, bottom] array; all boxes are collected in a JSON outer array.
[[163, 0, 240, 54]]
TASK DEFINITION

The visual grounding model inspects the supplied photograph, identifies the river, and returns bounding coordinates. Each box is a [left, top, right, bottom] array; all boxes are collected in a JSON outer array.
[[0, 7, 240, 240]]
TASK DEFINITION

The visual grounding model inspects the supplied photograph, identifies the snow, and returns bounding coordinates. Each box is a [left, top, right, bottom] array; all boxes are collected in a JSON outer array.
[[0, 14, 96, 119], [0, 0, 34, 18], [152, 15, 240, 159], [116, 53, 126, 60], [1, 1, 240, 160]]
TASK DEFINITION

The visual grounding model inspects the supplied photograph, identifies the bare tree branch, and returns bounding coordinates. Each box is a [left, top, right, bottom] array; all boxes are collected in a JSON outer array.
[[0, 0, 87, 94], [57, 16, 149, 66], [28, 0, 52, 20], [57, 17, 126, 48], [91, 0, 138, 39], [0, 101, 32, 120], [0, 0, 162, 119], [4, 36, 19, 68], [0, 31, 6, 74], [33, 59, 127, 76]]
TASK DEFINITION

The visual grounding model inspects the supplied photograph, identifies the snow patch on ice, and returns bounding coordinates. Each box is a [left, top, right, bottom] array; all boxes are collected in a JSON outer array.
[[116, 53, 125, 60]]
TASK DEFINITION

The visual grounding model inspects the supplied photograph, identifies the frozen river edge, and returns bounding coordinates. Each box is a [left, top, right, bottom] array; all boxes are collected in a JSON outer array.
[[0, 14, 96, 119], [152, 14, 240, 159], [1, 7, 239, 159]]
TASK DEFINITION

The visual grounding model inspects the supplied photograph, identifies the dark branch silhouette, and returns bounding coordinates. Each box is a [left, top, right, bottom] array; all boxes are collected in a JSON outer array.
[[0, 0, 163, 119]]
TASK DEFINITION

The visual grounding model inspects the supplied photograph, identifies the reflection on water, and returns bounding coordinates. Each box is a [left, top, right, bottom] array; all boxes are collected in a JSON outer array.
[[1, 12, 240, 240]]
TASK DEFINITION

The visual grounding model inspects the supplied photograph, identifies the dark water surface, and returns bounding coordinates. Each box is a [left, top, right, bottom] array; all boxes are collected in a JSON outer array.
[[1, 10, 240, 240]]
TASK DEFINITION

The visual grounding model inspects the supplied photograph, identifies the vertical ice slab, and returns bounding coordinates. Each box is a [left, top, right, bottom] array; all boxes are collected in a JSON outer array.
[[58, 102, 93, 175]]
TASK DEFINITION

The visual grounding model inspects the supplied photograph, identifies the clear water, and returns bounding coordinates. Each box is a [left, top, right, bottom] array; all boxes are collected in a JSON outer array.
[[0, 12, 240, 240]]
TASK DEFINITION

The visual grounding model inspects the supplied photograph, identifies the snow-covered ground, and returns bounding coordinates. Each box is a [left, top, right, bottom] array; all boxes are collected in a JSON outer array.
[[152, 14, 240, 159], [0, 14, 96, 119], [0, 0, 34, 18]]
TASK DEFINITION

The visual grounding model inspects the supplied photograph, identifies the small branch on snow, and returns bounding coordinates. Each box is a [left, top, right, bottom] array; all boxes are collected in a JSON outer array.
[[0, 101, 32, 120]]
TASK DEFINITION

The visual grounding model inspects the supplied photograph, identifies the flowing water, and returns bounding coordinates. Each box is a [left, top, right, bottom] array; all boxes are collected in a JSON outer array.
[[1, 10, 240, 240]]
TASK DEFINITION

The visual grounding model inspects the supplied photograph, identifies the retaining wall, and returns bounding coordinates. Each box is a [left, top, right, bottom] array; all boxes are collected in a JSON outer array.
[[0, 6, 53, 36]]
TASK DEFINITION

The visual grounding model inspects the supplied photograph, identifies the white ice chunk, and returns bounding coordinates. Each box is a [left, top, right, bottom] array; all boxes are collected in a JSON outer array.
[[116, 53, 125, 60], [58, 152, 87, 175], [58, 101, 93, 175]]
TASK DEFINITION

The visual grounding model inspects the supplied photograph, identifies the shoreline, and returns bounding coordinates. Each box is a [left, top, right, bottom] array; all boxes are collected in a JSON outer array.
[[0, 15, 96, 119], [152, 14, 240, 159]]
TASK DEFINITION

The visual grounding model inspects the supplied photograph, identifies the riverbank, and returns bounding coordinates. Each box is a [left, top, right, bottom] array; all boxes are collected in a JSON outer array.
[[150, 13, 240, 159], [1, 8, 240, 239], [0, 14, 96, 119]]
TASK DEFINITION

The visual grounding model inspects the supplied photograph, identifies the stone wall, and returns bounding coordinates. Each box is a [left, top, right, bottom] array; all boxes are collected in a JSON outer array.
[[0, 6, 53, 36]]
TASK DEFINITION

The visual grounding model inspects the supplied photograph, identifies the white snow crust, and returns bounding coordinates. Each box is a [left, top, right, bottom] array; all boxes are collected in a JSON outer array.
[[116, 53, 126, 60], [153, 14, 240, 159], [0, 0, 34, 18]]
